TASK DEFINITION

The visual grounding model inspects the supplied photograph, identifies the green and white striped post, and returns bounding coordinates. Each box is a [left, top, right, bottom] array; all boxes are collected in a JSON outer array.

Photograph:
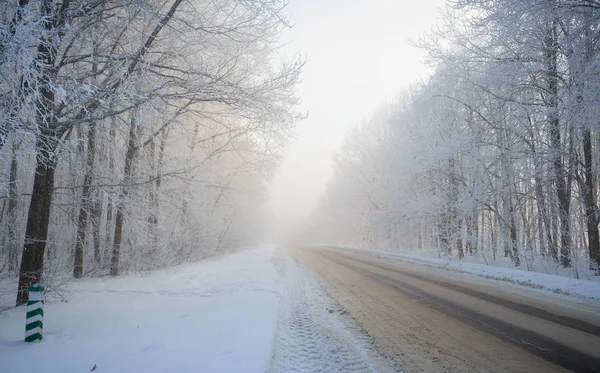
[[25, 283, 45, 343]]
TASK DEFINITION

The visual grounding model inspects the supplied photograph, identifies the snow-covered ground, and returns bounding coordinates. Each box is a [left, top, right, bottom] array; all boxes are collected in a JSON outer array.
[[1, 247, 279, 373], [0, 246, 393, 373], [331, 245, 600, 302]]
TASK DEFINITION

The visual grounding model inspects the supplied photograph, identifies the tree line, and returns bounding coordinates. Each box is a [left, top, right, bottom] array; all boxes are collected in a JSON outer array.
[[308, 0, 600, 276], [0, 0, 302, 305]]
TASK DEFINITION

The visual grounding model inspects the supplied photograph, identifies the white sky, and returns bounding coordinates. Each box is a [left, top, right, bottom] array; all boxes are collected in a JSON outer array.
[[267, 0, 446, 239]]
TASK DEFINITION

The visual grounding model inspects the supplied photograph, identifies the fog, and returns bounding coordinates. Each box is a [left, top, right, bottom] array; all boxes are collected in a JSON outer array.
[[268, 0, 445, 241], [4, 0, 599, 303]]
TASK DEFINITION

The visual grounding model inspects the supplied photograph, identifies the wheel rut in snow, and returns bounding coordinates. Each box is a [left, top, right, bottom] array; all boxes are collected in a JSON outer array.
[[268, 248, 394, 373]]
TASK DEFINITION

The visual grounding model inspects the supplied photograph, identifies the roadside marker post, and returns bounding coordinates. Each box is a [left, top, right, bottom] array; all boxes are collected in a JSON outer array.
[[25, 283, 45, 343]]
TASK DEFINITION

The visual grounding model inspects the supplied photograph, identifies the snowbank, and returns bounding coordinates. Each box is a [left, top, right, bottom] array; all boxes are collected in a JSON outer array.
[[0, 247, 279, 373]]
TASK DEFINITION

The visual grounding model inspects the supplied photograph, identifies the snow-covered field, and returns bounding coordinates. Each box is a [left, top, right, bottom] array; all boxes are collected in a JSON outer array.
[[331, 245, 600, 302], [0, 246, 390, 373], [1, 247, 279, 373]]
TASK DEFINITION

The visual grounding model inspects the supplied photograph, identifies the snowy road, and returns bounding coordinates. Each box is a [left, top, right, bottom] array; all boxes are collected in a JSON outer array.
[[293, 246, 600, 373]]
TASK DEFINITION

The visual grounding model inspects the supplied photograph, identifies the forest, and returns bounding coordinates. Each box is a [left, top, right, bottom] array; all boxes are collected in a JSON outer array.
[[1, 2, 599, 371], [0, 0, 302, 305], [307, 0, 600, 277]]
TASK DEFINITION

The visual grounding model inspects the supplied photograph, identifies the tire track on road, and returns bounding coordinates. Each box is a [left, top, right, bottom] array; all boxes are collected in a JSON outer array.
[[293, 247, 600, 373], [326, 248, 600, 337], [319, 250, 600, 373]]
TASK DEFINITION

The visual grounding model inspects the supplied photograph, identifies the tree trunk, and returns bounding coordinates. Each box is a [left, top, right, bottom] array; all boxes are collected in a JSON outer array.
[[104, 120, 116, 258], [491, 209, 497, 261], [73, 124, 97, 277], [147, 139, 158, 256], [545, 14, 571, 267], [104, 194, 113, 259], [91, 199, 102, 264], [466, 212, 478, 256], [16, 0, 59, 305], [7, 142, 20, 272], [16, 149, 57, 305], [509, 207, 520, 266], [499, 129, 520, 266], [110, 115, 138, 276], [110, 202, 125, 276], [457, 217, 465, 259], [533, 143, 552, 257], [582, 128, 600, 270], [147, 131, 167, 255]]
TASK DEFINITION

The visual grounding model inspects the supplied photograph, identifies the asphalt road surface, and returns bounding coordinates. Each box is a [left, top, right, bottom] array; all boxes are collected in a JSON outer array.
[[291, 246, 600, 373]]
